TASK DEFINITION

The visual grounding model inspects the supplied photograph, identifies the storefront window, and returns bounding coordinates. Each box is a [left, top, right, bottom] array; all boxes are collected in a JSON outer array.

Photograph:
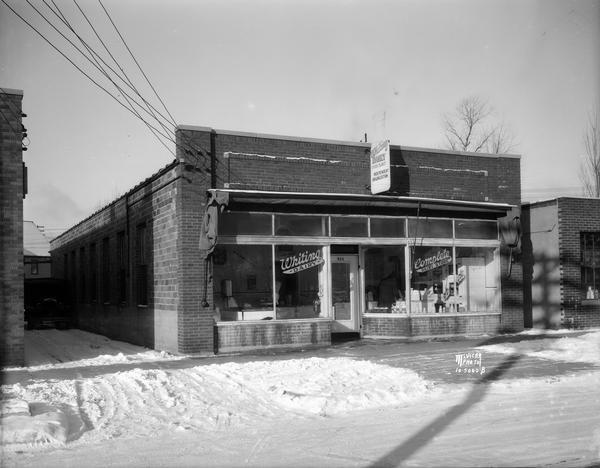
[[219, 212, 272, 236], [408, 218, 453, 238], [409, 246, 453, 314], [454, 247, 499, 313], [364, 246, 406, 313], [455, 220, 498, 239], [370, 218, 406, 238], [275, 215, 328, 236], [331, 217, 368, 237], [581, 232, 600, 299], [275, 245, 327, 319], [213, 245, 274, 321], [409, 246, 499, 314]]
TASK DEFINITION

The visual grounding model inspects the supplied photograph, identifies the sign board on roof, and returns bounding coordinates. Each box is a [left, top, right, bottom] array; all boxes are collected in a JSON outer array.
[[370, 139, 391, 194]]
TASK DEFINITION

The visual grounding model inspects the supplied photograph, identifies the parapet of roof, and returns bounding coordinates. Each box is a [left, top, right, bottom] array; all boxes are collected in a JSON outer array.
[[176, 125, 521, 159]]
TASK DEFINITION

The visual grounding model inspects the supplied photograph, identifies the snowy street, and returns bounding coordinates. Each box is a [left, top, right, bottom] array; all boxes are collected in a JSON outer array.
[[1, 329, 600, 467]]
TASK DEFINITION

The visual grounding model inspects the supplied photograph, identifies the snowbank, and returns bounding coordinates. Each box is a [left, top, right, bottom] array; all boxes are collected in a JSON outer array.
[[3, 329, 599, 453], [10, 329, 184, 370], [3, 357, 437, 448], [1, 401, 69, 447], [2, 330, 440, 449], [477, 330, 600, 364]]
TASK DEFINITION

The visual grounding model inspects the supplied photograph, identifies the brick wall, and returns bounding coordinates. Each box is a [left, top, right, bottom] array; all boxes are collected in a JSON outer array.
[[0, 89, 24, 367], [363, 316, 410, 337], [556, 197, 600, 328], [180, 126, 523, 336], [51, 162, 194, 353], [216, 320, 332, 353], [363, 314, 500, 338], [51, 125, 523, 356], [183, 127, 521, 205]]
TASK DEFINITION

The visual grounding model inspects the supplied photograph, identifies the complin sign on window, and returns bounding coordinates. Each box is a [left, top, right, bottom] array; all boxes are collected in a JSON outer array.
[[370, 139, 391, 194]]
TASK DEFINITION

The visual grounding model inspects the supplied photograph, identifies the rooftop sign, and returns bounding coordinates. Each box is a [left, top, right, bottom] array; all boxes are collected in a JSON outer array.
[[370, 139, 391, 194]]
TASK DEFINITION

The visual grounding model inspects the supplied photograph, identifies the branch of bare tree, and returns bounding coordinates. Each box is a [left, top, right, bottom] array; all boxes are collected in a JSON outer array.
[[443, 96, 516, 154]]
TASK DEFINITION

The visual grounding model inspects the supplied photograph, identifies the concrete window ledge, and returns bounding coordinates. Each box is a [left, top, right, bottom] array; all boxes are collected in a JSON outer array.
[[364, 312, 501, 318], [216, 318, 332, 326]]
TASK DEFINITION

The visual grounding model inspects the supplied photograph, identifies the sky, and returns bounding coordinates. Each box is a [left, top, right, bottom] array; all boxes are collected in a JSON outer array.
[[1, 0, 599, 235]]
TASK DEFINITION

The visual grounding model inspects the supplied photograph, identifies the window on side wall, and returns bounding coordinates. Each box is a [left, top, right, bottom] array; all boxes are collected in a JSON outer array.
[[79, 247, 86, 303], [117, 231, 127, 304], [581, 232, 600, 299], [90, 243, 97, 303], [102, 237, 110, 304], [136, 224, 148, 306]]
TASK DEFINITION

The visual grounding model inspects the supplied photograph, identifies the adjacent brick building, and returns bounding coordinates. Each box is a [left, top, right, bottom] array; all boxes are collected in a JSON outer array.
[[1, 88, 25, 367], [522, 197, 600, 329], [50, 126, 523, 355]]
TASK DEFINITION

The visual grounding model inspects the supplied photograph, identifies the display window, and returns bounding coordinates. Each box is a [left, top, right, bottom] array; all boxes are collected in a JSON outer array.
[[409, 245, 453, 314], [275, 245, 327, 319], [364, 246, 406, 313], [408, 246, 499, 314], [454, 247, 500, 313], [213, 244, 328, 321], [213, 210, 501, 320], [213, 245, 274, 321]]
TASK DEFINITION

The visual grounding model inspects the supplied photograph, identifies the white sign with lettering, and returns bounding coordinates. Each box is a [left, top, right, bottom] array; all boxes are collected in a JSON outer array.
[[370, 139, 391, 194], [281, 249, 324, 274]]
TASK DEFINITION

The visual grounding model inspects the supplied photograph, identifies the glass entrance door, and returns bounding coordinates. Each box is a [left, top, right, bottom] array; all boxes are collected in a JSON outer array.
[[331, 254, 360, 332]]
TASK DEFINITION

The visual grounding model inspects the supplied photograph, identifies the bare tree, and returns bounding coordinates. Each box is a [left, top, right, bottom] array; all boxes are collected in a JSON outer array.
[[443, 96, 516, 154], [579, 109, 600, 198]]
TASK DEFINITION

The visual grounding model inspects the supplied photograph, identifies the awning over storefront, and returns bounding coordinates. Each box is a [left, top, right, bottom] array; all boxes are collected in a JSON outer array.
[[207, 189, 514, 218]]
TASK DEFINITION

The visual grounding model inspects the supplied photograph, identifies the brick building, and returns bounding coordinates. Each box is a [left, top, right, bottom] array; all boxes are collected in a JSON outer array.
[[50, 126, 523, 355], [1, 88, 26, 367], [522, 197, 600, 329]]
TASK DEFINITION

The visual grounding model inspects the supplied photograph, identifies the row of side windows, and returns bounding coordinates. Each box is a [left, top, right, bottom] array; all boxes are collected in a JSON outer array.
[[62, 224, 148, 306]]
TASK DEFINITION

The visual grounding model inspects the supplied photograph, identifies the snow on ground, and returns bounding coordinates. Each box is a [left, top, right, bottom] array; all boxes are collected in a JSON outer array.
[[1, 330, 438, 451], [477, 329, 600, 364], [13, 329, 185, 370], [2, 328, 600, 465]]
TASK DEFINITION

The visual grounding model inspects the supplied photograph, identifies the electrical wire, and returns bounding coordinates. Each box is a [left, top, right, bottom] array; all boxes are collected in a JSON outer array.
[[1, 0, 183, 158], [72, 0, 173, 138], [2, 0, 240, 185], [59, 0, 175, 155], [26, 0, 176, 142], [99, 0, 177, 128]]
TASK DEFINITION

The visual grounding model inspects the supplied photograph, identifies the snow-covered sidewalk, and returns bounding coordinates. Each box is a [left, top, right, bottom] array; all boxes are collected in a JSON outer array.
[[2, 328, 600, 467]]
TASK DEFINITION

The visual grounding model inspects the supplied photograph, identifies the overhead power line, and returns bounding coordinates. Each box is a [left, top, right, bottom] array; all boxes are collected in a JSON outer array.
[[1, 0, 181, 156], [72, 0, 174, 139], [99, 0, 177, 128], [1, 0, 239, 184], [25, 0, 176, 140]]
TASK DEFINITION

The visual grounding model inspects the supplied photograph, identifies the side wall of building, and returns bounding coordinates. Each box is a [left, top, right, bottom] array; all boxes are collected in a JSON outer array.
[[0, 89, 24, 367], [50, 162, 211, 354], [521, 201, 562, 328]]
